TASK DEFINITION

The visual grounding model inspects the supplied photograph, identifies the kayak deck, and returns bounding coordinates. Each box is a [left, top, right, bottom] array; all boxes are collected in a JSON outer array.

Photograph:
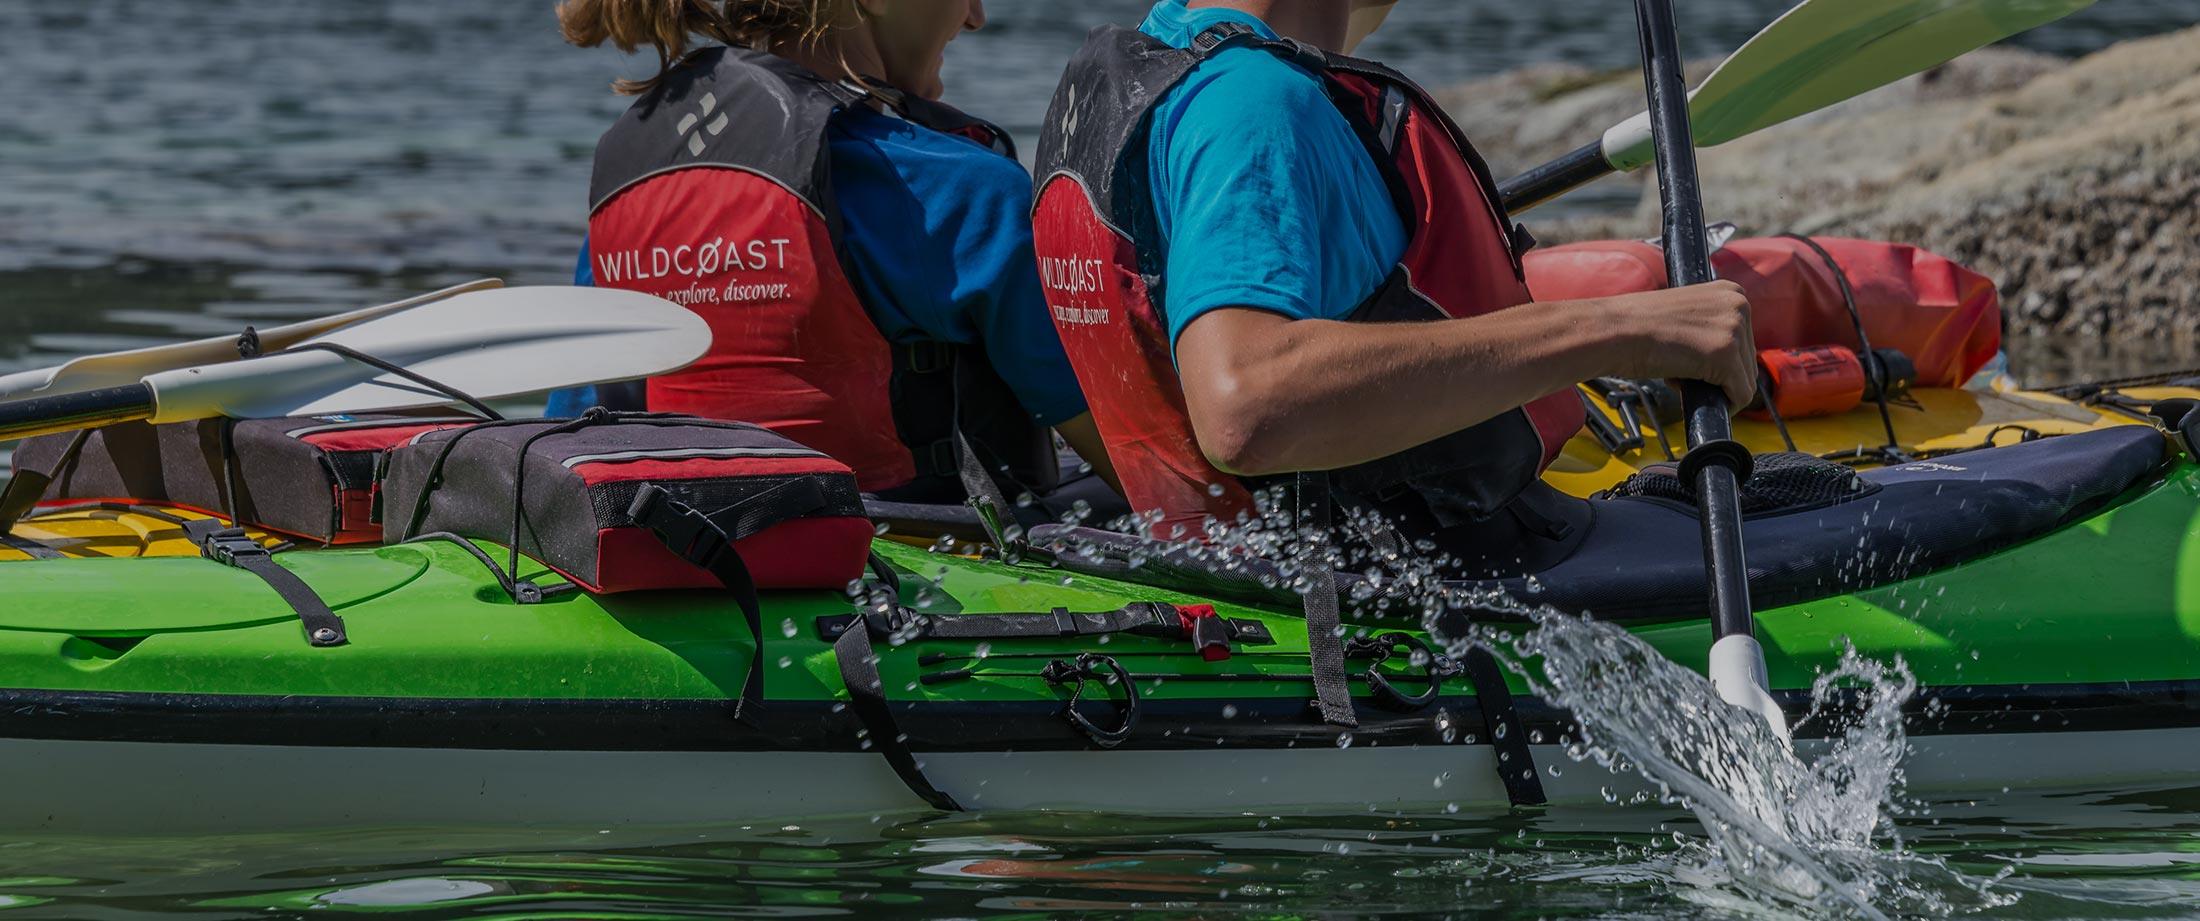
[[1, 458, 2197, 706], [0, 447, 2195, 828]]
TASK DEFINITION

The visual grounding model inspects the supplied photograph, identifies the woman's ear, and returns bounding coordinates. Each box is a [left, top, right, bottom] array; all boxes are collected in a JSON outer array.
[[1342, 0, 1399, 54]]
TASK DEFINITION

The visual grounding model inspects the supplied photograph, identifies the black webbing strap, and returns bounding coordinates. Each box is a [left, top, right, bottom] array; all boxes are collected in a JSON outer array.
[[0, 427, 91, 533], [1296, 473, 1359, 728], [952, 427, 1031, 563], [627, 479, 829, 721], [831, 615, 964, 811], [182, 519, 347, 647], [811, 604, 1276, 647], [1783, 233, 1903, 455], [1458, 644, 1546, 806], [0, 531, 64, 560]]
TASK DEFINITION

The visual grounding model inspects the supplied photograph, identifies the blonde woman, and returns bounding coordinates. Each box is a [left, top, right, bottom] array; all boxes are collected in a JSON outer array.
[[551, 0, 1115, 505]]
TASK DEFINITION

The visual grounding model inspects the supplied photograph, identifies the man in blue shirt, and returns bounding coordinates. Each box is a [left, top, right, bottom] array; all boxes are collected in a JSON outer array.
[[1139, 0, 1755, 479]]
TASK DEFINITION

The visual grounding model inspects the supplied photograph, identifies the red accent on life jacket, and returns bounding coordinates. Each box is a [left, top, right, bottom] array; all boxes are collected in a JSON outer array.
[[590, 167, 911, 490], [1032, 26, 1582, 537], [1524, 236, 2002, 388], [586, 47, 1034, 494]]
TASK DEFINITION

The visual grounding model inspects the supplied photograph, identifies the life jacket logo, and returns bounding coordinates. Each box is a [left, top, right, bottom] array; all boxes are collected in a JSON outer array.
[[1061, 83, 1080, 139], [1039, 255, 1110, 325], [676, 91, 731, 158]]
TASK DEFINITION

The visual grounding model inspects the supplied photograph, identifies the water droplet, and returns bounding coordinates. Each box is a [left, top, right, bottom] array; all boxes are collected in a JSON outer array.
[[1221, 704, 1239, 719], [780, 618, 799, 639]]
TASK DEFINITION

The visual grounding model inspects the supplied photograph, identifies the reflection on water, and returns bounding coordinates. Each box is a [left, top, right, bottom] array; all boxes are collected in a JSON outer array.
[[0, 787, 2194, 918]]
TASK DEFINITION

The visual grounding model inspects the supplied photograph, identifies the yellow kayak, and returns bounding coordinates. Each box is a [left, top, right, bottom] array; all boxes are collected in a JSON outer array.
[[0, 504, 276, 562], [1550, 377, 2200, 496]]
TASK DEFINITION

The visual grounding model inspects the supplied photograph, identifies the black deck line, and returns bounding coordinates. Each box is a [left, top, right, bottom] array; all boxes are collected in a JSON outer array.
[[0, 679, 2191, 753]]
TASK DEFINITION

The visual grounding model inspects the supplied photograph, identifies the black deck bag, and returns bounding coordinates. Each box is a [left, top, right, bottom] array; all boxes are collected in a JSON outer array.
[[3, 413, 478, 544], [379, 414, 873, 595]]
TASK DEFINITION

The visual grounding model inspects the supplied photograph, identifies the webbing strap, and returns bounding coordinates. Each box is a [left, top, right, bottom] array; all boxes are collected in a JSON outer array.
[[811, 605, 1275, 647], [0, 427, 90, 533], [184, 519, 347, 647], [953, 424, 1020, 555], [628, 479, 828, 721], [0, 531, 63, 560], [1458, 645, 1547, 805], [1296, 473, 1359, 728], [832, 619, 964, 811], [919, 602, 1170, 641]]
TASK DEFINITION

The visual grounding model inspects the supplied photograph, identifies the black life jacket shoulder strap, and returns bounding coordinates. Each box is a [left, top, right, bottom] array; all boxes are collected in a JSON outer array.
[[588, 45, 848, 220]]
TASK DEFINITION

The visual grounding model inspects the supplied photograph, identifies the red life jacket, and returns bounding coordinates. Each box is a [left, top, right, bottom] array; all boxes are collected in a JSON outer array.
[[1031, 24, 1583, 539], [588, 48, 1053, 495]]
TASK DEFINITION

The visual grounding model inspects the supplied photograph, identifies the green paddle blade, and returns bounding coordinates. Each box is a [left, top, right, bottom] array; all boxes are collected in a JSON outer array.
[[1600, 0, 2098, 171]]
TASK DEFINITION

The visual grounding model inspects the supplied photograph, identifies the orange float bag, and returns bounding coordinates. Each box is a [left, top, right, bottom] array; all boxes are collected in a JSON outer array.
[[1523, 235, 2002, 387]]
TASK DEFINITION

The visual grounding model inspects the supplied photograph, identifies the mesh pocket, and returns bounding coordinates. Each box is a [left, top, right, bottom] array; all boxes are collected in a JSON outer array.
[[1605, 452, 1872, 516]]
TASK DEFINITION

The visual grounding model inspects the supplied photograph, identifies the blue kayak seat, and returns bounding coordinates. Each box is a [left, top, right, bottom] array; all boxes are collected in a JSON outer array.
[[1032, 425, 2171, 623]]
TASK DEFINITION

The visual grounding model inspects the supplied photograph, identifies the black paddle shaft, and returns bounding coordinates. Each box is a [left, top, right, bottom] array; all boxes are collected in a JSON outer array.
[[0, 383, 156, 441], [1634, 0, 1757, 645]]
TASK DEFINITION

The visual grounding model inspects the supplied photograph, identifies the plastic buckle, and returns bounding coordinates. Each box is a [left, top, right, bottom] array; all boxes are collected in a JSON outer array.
[[1173, 604, 1231, 661], [199, 527, 271, 566], [903, 342, 954, 375]]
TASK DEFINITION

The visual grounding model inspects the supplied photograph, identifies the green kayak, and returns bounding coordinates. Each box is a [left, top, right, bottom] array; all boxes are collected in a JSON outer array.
[[0, 416, 2196, 833]]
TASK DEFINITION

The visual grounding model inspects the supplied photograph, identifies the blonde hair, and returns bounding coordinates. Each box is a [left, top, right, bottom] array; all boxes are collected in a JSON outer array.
[[557, 0, 843, 95]]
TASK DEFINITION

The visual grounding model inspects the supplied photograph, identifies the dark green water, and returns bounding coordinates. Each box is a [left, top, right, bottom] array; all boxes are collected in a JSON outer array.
[[3, 785, 2197, 918]]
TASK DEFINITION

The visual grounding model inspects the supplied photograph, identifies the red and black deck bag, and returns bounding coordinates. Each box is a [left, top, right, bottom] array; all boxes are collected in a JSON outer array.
[[5, 413, 477, 544], [378, 414, 873, 596]]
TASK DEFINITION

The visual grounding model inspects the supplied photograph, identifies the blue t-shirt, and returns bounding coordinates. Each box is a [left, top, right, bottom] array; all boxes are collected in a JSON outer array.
[[547, 104, 1088, 426], [1140, 1, 1407, 354]]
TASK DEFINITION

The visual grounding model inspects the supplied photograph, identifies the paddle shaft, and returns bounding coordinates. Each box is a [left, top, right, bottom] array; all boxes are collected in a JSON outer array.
[[1499, 142, 1609, 213], [1634, 0, 1757, 645], [0, 384, 154, 441]]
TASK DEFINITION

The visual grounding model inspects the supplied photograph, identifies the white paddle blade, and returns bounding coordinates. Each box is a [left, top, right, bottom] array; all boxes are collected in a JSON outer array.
[[0, 279, 503, 402], [1601, 0, 2097, 172], [140, 286, 709, 422], [1708, 634, 1794, 743]]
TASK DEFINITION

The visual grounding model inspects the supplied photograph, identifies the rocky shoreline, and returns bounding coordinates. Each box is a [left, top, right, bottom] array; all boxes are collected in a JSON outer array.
[[1443, 25, 2200, 380]]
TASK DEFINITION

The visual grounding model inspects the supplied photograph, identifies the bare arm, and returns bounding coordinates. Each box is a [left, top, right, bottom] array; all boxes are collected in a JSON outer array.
[[1051, 412, 1122, 494], [1176, 281, 1756, 476]]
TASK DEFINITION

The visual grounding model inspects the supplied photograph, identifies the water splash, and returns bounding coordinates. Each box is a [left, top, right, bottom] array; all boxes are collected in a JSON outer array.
[[1486, 613, 2015, 919], [1021, 488, 2019, 917]]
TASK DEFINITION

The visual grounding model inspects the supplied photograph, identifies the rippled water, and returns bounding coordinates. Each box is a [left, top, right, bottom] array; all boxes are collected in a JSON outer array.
[[1, 786, 2197, 918], [2, 0, 2194, 384]]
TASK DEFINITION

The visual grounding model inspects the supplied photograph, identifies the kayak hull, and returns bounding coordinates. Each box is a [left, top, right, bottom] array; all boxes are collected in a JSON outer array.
[[5, 726, 2196, 833]]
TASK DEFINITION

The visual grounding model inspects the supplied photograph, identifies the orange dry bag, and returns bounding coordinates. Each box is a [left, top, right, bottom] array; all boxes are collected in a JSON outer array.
[[1525, 235, 2001, 388]]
